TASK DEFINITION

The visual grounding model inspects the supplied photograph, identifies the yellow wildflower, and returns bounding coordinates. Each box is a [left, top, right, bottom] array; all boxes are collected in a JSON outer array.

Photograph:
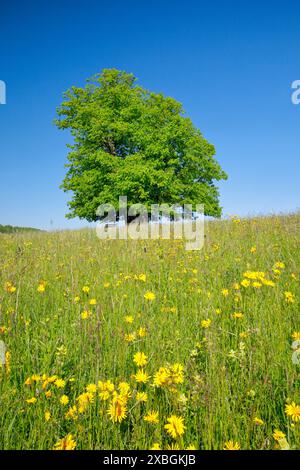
[[86, 383, 97, 394], [107, 396, 127, 423], [26, 397, 37, 404], [98, 380, 115, 401], [144, 411, 159, 424], [133, 352, 148, 367], [164, 415, 185, 439], [273, 429, 286, 441], [284, 292, 295, 304], [201, 319, 211, 328], [144, 291, 156, 301], [150, 443, 161, 450], [223, 440, 240, 450], [53, 434, 76, 450], [136, 391, 148, 402], [60, 395, 69, 405], [124, 315, 134, 324], [253, 417, 264, 426], [138, 327, 147, 338], [285, 402, 300, 422], [133, 369, 150, 383], [54, 378, 66, 389]]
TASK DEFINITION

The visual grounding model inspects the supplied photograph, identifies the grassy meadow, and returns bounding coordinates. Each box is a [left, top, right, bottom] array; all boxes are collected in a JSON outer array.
[[0, 213, 299, 450]]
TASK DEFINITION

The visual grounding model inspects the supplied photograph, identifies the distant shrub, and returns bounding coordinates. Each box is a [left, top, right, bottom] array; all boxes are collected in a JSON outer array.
[[0, 224, 41, 234]]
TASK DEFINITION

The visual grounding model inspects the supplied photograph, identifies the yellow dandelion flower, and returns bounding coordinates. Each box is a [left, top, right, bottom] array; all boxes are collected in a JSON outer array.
[[45, 411, 51, 421], [164, 415, 185, 439], [240, 331, 249, 338], [53, 434, 76, 450], [232, 312, 244, 319], [76, 392, 94, 413], [252, 281, 262, 288], [37, 283, 46, 293], [223, 440, 240, 450], [243, 271, 265, 280], [26, 397, 37, 404], [133, 369, 150, 383], [138, 327, 147, 338], [133, 352, 148, 367], [273, 429, 286, 441], [4, 282, 16, 294], [292, 331, 300, 341], [107, 396, 127, 423], [118, 381, 131, 399], [274, 262, 285, 270], [253, 417, 264, 426], [261, 279, 275, 287], [124, 315, 134, 324], [86, 383, 97, 394], [136, 391, 148, 402], [150, 443, 161, 450], [60, 395, 69, 405], [144, 411, 159, 424], [201, 319, 211, 328], [166, 443, 181, 450], [285, 402, 300, 422], [284, 291, 295, 304], [81, 309, 92, 319], [153, 363, 184, 389], [98, 380, 115, 401], [144, 291, 156, 301], [65, 405, 78, 421], [48, 375, 58, 383], [54, 378, 66, 388], [124, 332, 136, 342], [31, 374, 41, 382]]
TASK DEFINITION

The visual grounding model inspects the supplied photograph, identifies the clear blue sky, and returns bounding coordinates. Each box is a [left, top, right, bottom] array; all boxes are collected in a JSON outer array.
[[0, 0, 299, 230]]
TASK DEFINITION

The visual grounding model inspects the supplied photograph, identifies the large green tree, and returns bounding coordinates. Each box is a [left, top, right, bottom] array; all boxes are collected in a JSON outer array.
[[55, 69, 227, 221]]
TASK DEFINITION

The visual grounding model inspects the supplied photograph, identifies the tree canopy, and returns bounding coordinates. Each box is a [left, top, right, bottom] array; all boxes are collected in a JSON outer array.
[[55, 69, 227, 221]]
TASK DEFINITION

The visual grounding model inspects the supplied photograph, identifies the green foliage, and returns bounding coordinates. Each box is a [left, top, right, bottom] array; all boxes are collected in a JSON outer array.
[[55, 69, 227, 221], [0, 225, 41, 234]]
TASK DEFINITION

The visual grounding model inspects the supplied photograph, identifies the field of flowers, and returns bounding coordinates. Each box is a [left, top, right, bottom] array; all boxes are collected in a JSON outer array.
[[0, 213, 299, 450]]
